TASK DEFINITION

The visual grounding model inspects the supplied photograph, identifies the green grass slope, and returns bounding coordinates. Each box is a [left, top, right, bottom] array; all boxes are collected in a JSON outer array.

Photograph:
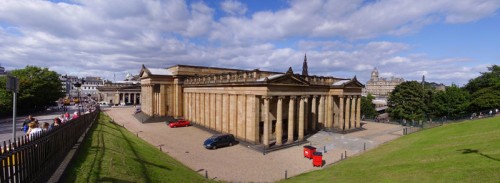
[[284, 117, 500, 183], [65, 113, 211, 183]]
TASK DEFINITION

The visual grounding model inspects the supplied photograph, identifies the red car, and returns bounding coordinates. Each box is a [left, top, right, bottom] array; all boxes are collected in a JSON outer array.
[[168, 120, 191, 128]]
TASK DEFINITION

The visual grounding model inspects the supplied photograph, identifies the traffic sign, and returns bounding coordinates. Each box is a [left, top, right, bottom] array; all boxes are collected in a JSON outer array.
[[6, 76, 19, 93]]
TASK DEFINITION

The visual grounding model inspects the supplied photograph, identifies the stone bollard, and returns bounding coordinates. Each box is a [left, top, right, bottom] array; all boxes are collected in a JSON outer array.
[[285, 170, 288, 179], [345, 150, 347, 158], [205, 170, 208, 179]]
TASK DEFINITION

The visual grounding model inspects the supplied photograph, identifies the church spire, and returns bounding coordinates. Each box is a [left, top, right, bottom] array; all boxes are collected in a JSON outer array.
[[302, 53, 308, 76]]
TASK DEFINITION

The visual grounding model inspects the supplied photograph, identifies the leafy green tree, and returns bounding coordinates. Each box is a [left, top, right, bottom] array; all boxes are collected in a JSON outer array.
[[0, 66, 64, 117], [465, 65, 500, 111], [361, 93, 377, 119], [430, 84, 470, 119], [387, 81, 429, 121], [0, 77, 14, 116], [469, 86, 500, 112]]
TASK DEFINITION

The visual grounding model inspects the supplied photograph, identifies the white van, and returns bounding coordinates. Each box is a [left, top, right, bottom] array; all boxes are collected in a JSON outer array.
[[98, 101, 110, 107]]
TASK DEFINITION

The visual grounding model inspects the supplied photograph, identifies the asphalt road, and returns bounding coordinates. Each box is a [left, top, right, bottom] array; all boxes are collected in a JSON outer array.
[[0, 106, 79, 143]]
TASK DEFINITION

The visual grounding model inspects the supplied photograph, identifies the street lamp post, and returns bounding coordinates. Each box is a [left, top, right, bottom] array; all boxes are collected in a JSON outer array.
[[73, 78, 85, 113]]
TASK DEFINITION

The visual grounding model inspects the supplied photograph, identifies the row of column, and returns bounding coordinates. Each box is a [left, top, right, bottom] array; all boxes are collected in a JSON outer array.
[[183, 92, 361, 147], [262, 95, 361, 147], [184, 92, 259, 143], [262, 96, 311, 147], [121, 92, 140, 104], [323, 95, 362, 131]]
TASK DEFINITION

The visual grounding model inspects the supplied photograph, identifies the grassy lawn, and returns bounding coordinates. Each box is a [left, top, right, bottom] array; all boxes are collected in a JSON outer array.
[[284, 116, 500, 183], [65, 113, 211, 183]]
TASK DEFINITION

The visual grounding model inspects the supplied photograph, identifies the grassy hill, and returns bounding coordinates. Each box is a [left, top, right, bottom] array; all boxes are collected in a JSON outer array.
[[284, 117, 500, 183], [65, 113, 211, 183]]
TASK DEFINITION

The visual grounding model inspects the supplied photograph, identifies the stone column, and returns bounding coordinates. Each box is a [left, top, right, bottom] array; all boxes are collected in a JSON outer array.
[[276, 96, 284, 145], [304, 96, 309, 132], [210, 93, 216, 129], [186, 93, 190, 120], [287, 96, 296, 144], [222, 94, 229, 133], [263, 96, 271, 147], [193, 93, 200, 124], [356, 96, 361, 128], [333, 96, 340, 128], [326, 95, 333, 128], [339, 96, 345, 130], [350, 96, 356, 129], [311, 96, 317, 131], [298, 96, 305, 141], [345, 96, 351, 130], [216, 94, 222, 132], [318, 95, 324, 128]]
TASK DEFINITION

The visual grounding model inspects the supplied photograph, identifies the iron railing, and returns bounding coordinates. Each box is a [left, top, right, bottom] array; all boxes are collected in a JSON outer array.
[[0, 109, 100, 183]]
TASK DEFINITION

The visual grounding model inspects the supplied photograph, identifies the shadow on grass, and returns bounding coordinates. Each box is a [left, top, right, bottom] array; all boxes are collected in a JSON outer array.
[[458, 149, 500, 161], [97, 177, 136, 183], [112, 120, 153, 182]]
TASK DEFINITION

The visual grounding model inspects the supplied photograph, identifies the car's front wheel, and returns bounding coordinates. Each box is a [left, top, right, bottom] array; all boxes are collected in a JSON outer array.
[[212, 146, 217, 150]]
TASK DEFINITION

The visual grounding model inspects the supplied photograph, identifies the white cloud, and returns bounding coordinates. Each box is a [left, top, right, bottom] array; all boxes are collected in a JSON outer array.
[[220, 0, 247, 16], [0, 0, 496, 86]]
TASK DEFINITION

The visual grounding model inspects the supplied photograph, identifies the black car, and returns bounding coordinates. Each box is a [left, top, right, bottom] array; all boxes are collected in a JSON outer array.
[[203, 134, 236, 149]]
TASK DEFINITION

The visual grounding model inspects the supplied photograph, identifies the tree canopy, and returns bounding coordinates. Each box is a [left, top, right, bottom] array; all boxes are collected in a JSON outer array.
[[387, 81, 429, 121], [0, 66, 64, 117], [430, 84, 470, 119], [361, 93, 377, 119], [465, 65, 500, 111]]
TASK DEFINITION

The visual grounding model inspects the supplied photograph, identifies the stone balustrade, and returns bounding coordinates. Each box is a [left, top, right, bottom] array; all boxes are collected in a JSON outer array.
[[183, 70, 341, 86]]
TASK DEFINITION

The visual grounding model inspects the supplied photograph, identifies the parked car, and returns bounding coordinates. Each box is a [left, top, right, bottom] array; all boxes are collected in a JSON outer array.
[[203, 134, 236, 149], [168, 120, 191, 128]]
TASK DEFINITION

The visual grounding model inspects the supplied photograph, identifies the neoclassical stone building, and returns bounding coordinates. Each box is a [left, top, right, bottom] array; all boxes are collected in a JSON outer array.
[[97, 74, 141, 105], [140, 61, 363, 147], [364, 68, 404, 97]]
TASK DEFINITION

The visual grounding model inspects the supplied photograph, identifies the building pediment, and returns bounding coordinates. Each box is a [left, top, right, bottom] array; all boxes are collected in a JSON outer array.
[[258, 67, 309, 86], [332, 76, 364, 88], [140, 65, 173, 79], [139, 65, 150, 78]]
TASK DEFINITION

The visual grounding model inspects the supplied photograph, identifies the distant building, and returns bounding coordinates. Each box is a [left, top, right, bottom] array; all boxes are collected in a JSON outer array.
[[81, 76, 106, 100], [364, 68, 404, 97], [60, 75, 105, 100], [0, 64, 6, 76], [96, 72, 141, 105], [60, 75, 80, 97]]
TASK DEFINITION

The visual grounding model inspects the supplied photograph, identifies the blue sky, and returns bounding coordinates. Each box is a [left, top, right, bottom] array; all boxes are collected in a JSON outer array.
[[0, 0, 499, 86]]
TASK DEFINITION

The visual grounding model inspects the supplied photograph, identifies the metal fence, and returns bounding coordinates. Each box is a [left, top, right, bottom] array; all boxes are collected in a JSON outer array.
[[0, 109, 100, 183]]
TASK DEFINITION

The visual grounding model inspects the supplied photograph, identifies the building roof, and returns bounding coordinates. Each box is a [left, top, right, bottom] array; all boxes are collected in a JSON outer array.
[[332, 80, 350, 86], [148, 68, 172, 76], [256, 74, 284, 81]]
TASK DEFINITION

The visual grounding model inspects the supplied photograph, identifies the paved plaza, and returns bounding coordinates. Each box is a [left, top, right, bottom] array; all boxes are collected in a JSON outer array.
[[105, 107, 405, 182]]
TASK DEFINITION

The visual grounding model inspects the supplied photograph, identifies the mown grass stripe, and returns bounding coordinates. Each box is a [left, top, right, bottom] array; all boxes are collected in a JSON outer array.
[[65, 113, 212, 183]]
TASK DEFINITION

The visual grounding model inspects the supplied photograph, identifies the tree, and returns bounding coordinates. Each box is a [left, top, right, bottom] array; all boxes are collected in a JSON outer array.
[[0, 66, 64, 117], [387, 81, 429, 122], [465, 65, 500, 111], [430, 84, 470, 119], [361, 94, 377, 119], [0, 77, 13, 116]]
